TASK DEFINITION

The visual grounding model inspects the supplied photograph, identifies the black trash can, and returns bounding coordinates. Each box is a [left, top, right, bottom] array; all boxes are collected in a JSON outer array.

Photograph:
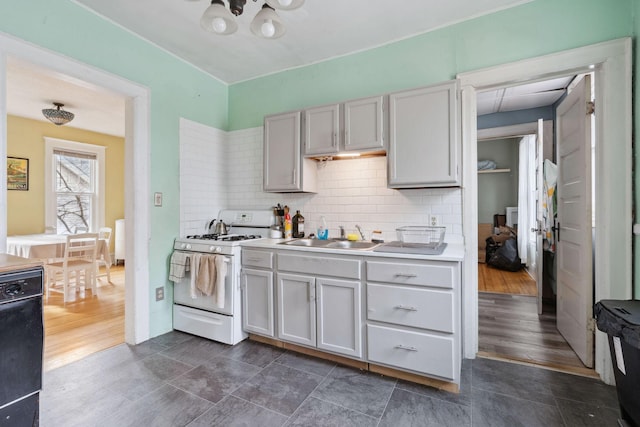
[[594, 300, 640, 427]]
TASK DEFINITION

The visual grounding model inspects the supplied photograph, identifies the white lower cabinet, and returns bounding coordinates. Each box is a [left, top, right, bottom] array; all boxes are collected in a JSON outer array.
[[317, 278, 362, 358], [240, 247, 461, 385], [276, 273, 316, 347], [241, 249, 275, 337], [366, 258, 461, 383], [367, 324, 455, 380], [276, 252, 364, 359]]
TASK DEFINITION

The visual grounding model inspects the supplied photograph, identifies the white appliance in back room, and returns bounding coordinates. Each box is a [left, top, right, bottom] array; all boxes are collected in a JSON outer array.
[[171, 209, 274, 345]]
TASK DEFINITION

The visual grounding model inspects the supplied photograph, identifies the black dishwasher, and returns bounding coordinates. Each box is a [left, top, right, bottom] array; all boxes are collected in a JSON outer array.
[[0, 267, 44, 427]]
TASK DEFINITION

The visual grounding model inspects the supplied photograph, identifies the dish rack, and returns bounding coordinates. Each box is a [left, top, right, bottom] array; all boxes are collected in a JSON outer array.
[[396, 226, 445, 248]]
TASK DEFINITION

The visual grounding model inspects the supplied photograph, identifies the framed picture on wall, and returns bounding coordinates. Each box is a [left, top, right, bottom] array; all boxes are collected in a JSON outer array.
[[7, 157, 29, 191]]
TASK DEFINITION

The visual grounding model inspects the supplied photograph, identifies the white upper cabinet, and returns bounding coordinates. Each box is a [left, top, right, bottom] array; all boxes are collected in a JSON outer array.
[[303, 96, 386, 157], [388, 80, 460, 188], [344, 95, 386, 152], [304, 104, 340, 156], [263, 111, 317, 193]]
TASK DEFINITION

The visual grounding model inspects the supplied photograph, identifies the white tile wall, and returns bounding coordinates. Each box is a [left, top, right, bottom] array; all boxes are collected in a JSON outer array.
[[179, 118, 228, 236], [180, 123, 463, 243]]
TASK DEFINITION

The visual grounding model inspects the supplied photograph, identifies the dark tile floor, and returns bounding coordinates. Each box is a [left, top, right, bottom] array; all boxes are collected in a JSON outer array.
[[40, 331, 622, 426]]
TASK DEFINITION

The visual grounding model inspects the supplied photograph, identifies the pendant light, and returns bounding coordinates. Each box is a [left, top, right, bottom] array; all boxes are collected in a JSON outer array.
[[200, 0, 238, 35], [250, 4, 286, 39], [198, 0, 303, 38], [42, 103, 75, 126]]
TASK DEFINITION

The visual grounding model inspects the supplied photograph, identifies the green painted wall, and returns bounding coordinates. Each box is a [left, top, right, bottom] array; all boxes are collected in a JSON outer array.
[[229, 0, 633, 130], [477, 139, 519, 224], [0, 0, 229, 337]]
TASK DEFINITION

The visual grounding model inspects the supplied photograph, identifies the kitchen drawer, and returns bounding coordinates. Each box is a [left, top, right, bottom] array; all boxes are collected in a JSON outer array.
[[242, 249, 273, 269], [278, 253, 361, 279], [367, 283, 454, 333], [367, 324, 455, 380], [173, 304, 236, 345], [366, 260, 457, 289]]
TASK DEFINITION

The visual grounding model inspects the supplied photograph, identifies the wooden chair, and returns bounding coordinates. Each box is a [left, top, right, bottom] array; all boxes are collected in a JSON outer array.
[[97, 227, 112, 283], [45, 233, 99, 303]]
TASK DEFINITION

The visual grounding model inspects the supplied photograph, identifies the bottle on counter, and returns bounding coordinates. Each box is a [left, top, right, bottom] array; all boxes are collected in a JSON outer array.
[[292, 210, 305, 238], [283, 206, 292, 239]]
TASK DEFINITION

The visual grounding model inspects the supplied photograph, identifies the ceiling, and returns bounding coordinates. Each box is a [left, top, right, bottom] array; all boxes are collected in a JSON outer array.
[[6, 58, 126, 137], [7, 0, 558, 137], [73, 0, 532, 84], [477, 76, 574, 116]]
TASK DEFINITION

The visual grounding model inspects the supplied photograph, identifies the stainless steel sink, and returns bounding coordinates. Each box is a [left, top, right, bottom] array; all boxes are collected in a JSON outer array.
[[280, 238, 332, 247], [325, 240, 380, 250], [279, 238, 380, 250]]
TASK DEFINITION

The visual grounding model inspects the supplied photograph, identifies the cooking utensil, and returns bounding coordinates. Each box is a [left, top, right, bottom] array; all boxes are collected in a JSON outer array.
[[208, 219, 228, 235]]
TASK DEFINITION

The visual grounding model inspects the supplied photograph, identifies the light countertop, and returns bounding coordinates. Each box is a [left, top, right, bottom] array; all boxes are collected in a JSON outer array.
[[239, 238, 464, 262], [0, 254, 44, 273]]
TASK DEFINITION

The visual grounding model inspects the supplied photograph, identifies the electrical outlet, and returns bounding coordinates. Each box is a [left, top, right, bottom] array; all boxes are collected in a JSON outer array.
[[155, 286, 164, 301], [430, 216, 438, 226]]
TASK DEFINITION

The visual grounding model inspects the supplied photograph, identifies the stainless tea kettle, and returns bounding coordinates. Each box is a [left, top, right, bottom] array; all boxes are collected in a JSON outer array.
[[208, 219, 228, 235]]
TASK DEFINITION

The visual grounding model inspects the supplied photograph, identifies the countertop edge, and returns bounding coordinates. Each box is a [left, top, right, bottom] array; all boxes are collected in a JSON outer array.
[[239, 239, 465, 261]]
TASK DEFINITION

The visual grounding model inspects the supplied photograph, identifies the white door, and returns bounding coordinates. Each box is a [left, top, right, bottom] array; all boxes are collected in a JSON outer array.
[[316, 278, 362, 358], [555, 74, 594, 367], [241, 268, 274, 337], [533, 119, 544, 314], [276, 273, 316, 347]]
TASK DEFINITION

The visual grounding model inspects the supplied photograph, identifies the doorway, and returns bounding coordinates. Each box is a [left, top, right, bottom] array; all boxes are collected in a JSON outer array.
[[458, 38, 632, 385], [475, 79, 595, 373], [0, 33, 152, 349]]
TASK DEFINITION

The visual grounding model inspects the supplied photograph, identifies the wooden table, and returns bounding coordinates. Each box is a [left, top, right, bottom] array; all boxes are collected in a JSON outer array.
[[7, 234, 111, 265]]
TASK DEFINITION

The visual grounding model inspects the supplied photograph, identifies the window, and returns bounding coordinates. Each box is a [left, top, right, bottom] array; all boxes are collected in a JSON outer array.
[[45, 138, 105, 234]]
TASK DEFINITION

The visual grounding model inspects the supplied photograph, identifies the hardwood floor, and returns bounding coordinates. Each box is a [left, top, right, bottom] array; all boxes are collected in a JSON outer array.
[[43, 265, 125, 371], [477, 262, 595, 375], [478, 262, 537, 295], [478, 292, 594, 375]]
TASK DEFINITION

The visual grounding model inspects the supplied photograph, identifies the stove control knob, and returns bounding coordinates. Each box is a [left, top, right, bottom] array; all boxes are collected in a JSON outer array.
[[180, 243, 191, 250], [212, 246, 222, 253]]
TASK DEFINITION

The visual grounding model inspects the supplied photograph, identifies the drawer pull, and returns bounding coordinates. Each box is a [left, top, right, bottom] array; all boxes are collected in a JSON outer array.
[[395, 344, 418, 352], [247, 258, 262, 262], [394, 305, 417, 312], [394, 273, 417, 278]]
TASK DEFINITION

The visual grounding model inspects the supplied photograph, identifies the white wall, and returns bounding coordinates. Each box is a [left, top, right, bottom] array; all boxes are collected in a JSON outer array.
[[225, 127, 463, 243], [179, 124, 463, 242], [179, 118, 228, 236]]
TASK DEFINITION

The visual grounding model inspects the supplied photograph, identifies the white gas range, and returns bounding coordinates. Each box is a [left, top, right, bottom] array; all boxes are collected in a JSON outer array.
[[172, 209, 274, 345]]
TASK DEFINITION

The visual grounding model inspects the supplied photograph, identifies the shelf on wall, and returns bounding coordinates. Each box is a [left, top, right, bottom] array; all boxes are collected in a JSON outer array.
[[478, 168, 511, 174]]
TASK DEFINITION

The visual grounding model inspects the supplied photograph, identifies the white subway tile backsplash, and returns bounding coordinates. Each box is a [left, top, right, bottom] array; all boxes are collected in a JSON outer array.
[[179, 123, 462, 242]]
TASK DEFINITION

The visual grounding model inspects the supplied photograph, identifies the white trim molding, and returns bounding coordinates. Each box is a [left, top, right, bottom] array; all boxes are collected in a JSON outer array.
[[458, 37, 632, 385], [0, 31, 151, 344]]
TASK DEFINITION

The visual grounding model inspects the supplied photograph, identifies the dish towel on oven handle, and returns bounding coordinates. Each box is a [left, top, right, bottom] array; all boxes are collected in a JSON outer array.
[[168, 251, 191, 283], [195, 254, 227, 308]]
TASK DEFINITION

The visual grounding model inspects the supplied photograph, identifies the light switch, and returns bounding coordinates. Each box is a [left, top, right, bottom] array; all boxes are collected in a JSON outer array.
[[154, 192, 163, 207]]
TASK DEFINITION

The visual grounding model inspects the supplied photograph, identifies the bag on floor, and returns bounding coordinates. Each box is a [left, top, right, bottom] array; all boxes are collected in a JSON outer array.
[[487, 238, 522, 272], [485, 236, 500, 264]]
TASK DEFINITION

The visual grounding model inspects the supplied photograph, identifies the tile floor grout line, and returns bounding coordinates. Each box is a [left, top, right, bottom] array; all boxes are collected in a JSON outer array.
[[228, 392, 293, 418]]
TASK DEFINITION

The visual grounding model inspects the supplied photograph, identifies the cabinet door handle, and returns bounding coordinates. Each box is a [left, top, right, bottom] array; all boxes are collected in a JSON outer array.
[[292, 168, 297, 185], [394, 273, 417, 278], [332, 132, 337, 147], [394, 305, 417, 312], [395, 344, 418, 352]]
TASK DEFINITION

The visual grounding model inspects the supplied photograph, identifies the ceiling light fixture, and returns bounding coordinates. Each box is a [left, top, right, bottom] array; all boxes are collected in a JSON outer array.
[[199, 0, 303, 39], [42, 102, 75, 126]]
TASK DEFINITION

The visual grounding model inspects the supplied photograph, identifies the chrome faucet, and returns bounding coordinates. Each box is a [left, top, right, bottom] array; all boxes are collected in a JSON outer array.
[[339, 226, 345, 239], [355, 225, 365, 241]]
